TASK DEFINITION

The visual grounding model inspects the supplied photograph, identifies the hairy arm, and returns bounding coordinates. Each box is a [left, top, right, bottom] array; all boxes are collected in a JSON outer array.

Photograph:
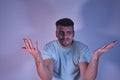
[[79, 40, 117, 80], [79, 56, 99, 80], [22, 39, 53, 80], [34, 54, 53, 80]]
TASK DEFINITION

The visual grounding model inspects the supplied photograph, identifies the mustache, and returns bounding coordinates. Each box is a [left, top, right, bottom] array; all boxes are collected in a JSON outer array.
[[60, 38, 70, 41]]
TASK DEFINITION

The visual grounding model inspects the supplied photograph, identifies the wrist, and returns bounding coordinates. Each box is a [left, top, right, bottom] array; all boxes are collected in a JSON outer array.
[[34, 54, 43, 63], [34, 54, 40, 60], [92, 52, 100, 61]]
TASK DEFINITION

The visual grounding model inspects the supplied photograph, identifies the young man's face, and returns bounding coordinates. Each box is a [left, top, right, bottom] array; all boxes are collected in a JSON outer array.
[[56, 26, 74, 47]]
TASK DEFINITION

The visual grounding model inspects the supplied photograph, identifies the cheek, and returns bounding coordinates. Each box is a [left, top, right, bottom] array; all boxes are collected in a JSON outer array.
[[69, 34, 74, 38], [56, 35, 63, 39], [56, 32, 60, 38]]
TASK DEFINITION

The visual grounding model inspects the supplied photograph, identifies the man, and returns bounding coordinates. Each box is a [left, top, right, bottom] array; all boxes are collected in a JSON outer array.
[[22, 18, 117, 80]]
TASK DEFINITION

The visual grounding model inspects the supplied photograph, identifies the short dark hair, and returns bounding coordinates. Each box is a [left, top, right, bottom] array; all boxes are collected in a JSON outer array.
[[56, 18, 74, 27]]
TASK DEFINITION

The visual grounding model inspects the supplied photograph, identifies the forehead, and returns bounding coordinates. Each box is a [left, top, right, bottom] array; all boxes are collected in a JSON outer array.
[[56, 26, 74, 31]]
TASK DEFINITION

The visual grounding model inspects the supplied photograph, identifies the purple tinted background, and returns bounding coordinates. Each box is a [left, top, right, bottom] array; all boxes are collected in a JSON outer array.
[[0, 0, 120, 80]]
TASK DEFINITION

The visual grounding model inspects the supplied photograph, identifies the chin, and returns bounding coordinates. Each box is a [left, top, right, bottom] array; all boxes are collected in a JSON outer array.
[[62, 43, 71, 47]]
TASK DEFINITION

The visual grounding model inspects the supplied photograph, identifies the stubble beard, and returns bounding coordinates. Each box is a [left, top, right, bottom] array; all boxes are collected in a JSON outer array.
[[59, 38, 72, 47]]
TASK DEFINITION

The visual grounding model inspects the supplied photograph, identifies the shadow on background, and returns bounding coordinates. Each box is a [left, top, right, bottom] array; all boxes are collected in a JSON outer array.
[[75, 0, 120, 80]]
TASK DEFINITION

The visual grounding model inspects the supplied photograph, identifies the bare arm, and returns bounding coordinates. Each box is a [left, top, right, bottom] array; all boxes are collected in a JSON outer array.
[[79, 40, 117, 80], [22, 39, 53, 80]]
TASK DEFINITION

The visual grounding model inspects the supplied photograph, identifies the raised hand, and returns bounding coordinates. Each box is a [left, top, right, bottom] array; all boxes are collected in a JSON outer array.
[[93, 40, 117, 58], [22, 38, 40, 58]]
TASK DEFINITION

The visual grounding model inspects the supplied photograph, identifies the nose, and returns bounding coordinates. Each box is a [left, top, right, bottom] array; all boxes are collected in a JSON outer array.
[[63, 32, 68, 38]]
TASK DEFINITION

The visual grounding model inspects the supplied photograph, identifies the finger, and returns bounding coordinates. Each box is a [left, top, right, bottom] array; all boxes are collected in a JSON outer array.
[[29, 39, 34, 49], [103, 40, 117, 49], [35, 41, 42, 56], [112, 40, 117, 45], [35, 41, 38, 51], [23, 39, 31, 49], [107, 40, 117, 48], [101, 43, 109, 49], [23, 39, 29, 49], [22, 46, 26, 49]]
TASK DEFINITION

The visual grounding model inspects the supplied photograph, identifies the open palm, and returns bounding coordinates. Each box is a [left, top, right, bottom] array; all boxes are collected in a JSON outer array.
[[22, 39, 40, 58], [93, 40, 117, 57]]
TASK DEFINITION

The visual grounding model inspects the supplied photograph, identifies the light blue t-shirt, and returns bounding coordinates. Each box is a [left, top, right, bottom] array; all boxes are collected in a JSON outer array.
[[41, 40, 90, 80]]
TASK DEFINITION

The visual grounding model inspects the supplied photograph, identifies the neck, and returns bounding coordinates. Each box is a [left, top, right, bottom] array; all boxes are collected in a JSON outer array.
[[59, 41, 73, 48]]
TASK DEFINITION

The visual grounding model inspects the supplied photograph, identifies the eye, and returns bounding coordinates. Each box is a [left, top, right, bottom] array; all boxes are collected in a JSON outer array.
[[67, 31, 73, 35], [59, 31, 64, 35]]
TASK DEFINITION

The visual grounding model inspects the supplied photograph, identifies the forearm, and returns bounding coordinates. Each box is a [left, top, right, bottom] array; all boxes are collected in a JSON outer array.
[[83, 40, 117, 80], [22, 39, 53, 80], [34, 55, 52, 80], [85, 54, 99, 80]]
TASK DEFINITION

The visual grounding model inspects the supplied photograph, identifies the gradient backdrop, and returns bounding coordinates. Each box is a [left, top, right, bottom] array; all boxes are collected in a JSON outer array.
[[0, 0, 120, 80]]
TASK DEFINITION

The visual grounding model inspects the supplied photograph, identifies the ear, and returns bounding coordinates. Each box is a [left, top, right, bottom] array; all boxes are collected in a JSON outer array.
[[73, 31, 75, 37], [56, 31, 58, 38]]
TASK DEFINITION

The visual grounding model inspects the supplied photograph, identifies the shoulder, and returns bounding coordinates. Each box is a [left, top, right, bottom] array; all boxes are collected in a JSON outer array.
[[45, 40, 58, 46], [73, 40, 88, 48], [43, 40, 59, 49]]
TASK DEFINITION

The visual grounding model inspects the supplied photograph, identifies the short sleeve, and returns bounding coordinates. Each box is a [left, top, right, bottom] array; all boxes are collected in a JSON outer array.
[[41, 44, 53, 60], [79, 46, 91, 63]]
